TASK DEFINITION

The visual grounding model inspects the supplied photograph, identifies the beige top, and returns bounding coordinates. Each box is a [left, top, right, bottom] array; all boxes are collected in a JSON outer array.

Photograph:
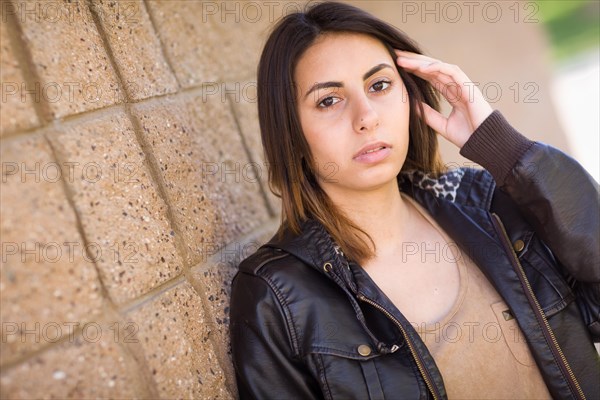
[[403, 193, 552, 399]]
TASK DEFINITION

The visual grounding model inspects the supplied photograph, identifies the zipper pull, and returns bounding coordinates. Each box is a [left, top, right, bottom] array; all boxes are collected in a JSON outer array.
[[377, 342, 401, 354]]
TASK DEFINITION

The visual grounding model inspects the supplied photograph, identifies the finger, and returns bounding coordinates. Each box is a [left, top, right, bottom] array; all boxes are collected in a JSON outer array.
[[400, 61, 473, 105], [395, 50, 438, 63], [417, 101, 448, 136], [395, 51, 444, 71], [396, 55, 437, 70], [402, 60, 469, 85]]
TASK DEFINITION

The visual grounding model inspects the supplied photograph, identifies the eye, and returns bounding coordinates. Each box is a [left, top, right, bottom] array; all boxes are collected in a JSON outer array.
[[370, 80, 392, 93], [317, 96, 341, 109]]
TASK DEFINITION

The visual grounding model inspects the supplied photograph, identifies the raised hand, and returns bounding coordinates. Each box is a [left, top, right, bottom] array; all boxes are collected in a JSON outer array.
[[395, 50, 493, 149]]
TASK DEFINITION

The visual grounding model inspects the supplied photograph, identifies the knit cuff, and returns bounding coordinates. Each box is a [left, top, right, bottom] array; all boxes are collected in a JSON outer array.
[[459, 110, 535, 186]]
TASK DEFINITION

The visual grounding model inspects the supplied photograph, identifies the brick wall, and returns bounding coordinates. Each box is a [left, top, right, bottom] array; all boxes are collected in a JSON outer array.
[[0, 1, 285, 398]]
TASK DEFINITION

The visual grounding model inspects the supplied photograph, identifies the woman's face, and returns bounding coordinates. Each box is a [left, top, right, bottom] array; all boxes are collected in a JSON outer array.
[[295, 32, 411, 197]]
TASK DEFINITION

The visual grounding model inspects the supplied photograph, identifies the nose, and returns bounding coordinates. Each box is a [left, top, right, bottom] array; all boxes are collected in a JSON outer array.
[[352, 96, 380, 133]]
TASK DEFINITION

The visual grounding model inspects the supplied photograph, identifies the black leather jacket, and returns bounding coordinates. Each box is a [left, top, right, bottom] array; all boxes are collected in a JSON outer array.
[[230, 111, 600, 399]]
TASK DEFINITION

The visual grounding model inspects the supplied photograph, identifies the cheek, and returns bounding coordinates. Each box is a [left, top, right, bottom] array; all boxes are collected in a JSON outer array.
[[388, 89, 411, 125], [299, 112, 340, 158], [301, 126, 352, 180], [305, 130, 340, 163]]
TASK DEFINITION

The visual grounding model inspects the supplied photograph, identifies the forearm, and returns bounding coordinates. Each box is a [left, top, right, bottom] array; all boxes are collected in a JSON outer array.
[[460, 110, 600, 282]]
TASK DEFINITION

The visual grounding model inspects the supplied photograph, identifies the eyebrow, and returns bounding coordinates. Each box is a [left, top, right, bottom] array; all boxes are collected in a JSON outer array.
[[303, 63, 393, 100]]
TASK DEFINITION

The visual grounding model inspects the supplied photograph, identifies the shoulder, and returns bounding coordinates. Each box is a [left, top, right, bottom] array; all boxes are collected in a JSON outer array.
[[233, 245, 332, 301], [237, 245, 291, 275], [230, 246, 345, 356]]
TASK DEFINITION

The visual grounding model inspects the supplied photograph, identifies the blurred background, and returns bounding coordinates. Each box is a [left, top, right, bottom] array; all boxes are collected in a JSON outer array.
[[540, 0, 599, 182]]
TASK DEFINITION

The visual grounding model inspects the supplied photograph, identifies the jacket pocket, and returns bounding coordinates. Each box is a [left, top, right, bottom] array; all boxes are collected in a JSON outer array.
[[518, 234, 575, 317], [310, 347, 382, 400], [490, 300, 536, 366], [309, 346, 424, 400]]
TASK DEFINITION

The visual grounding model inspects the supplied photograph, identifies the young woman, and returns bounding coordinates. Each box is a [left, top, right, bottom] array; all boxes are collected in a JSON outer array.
[[230, 2, 600, 399]]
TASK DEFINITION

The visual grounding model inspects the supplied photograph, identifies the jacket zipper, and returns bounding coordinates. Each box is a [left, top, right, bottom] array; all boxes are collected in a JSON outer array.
[[491, 213, 585, 400], [357, 293, 441, 400]]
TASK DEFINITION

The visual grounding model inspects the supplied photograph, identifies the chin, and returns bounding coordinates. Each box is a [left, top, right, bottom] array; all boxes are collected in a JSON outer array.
[[352, 166, 401, 190]]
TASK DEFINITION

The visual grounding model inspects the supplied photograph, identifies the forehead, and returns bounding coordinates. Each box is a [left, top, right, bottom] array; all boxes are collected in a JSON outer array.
[[295, 32, 393, 80]]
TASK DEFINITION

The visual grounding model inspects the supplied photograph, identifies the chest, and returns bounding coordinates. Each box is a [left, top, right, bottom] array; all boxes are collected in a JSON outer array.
[[362, 228, 462, 326]]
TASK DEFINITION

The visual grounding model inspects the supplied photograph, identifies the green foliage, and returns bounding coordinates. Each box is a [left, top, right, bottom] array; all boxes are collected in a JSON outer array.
[[535, 0, 599, 60], [536, 0, 590, 22]]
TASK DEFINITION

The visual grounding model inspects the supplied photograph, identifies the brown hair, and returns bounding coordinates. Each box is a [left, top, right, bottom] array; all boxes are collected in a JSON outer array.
[[257, 1, 447, 263]]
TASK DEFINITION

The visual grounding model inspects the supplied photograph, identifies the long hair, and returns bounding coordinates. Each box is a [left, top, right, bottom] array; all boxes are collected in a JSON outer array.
[[257, 1, 447, 263]]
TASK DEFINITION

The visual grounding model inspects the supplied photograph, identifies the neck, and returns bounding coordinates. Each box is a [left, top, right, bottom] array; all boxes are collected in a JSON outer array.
[[323, 179, 412, 259]]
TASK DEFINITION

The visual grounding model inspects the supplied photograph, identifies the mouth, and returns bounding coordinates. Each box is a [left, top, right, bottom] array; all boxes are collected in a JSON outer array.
[[353, 142, 392, 159], [353, 142, 392, 163], [362, 146, 386, 155]]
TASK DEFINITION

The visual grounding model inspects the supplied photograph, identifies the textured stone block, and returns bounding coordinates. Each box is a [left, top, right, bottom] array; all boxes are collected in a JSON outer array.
[[18, 0, 124, 119], [184, 92, 271, 237], [0, 320, 150, 399], [0, 135, 104, 366], [46, 110, 184, 305], [126, 281, 233, 399], [146, 0, 276, 85], [0, 18, 40, 136], [131, 95, 270, 266], [91, 0, 179, 100], [204, 0, 276, 82], [145, 1, 221, 88]]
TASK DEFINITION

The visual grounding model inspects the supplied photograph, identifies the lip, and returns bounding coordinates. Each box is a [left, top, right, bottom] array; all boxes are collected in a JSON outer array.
[[353, 141, 392, 163]]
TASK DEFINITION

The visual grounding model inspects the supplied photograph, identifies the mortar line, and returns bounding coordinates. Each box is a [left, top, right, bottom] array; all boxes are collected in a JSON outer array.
[[4, 0, 53, 124], [226, 94, 276, 217], [118, 274, 187, 314], [142, 0, 182, 89], [0, 309, 125, 371], [43, 135, 116, 305], [84, 0, 128, 102], [1, 81, 258, 141], [0, 327, 82, 371]]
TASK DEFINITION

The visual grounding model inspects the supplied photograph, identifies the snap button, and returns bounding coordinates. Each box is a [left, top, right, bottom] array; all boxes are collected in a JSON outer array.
[[513, 239, 525, 253], [357, 344, 372, 357], [323, 262, 332, 273]]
